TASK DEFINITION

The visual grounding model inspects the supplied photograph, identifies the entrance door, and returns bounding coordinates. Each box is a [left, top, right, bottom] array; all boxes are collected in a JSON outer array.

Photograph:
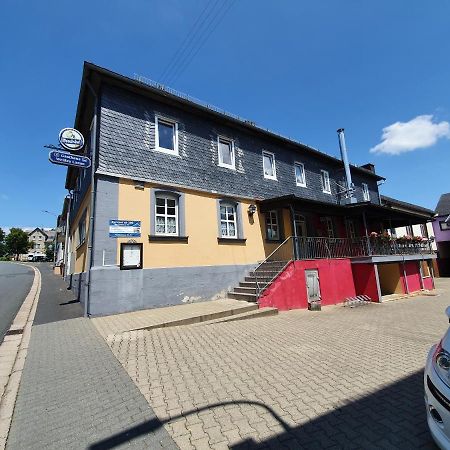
[[305, 269, 321, 303], [294, 213, 307, 237]]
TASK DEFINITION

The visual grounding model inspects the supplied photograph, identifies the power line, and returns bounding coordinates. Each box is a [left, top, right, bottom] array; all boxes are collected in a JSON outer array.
[[164, 0, 237, 86], [159, 0, 223, 83]]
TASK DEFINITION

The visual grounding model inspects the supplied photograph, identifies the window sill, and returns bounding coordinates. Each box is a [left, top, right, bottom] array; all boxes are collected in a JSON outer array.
[[296, 183, 307, 188], [217, 237, 246, 244], [148, 235, 188, 243], [155, 147, 180, 157], [322, 191, 332, 195], [264, 176, 277, 181], [218, 163, 236, 171]]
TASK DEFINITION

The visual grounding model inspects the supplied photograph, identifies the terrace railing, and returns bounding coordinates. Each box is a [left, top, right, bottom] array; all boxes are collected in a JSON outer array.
[[254, 235, 433, 298]]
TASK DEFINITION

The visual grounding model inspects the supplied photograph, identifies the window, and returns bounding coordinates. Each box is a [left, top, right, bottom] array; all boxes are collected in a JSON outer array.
[[266, 211, 280, 240], [262, 151, 276, 180], [155, 195, 178, 235], [345, 219, 356, 239], [390, 228, 397, 238], [324, 217, 334, 238], [406, 225, 413, 236], [320, 170, 331, 194], [220, 203, 237, 238], [150, 190, 186, 240], [294, 162, 306, 187], [362, 183, 370, 202], [420, 224, 428, 238], [218, 137, 235, 169], [440, 221, 450, 231], [294, 213, 307, 237], [155, 116, 178, 155], [78, 211, 87, 246]]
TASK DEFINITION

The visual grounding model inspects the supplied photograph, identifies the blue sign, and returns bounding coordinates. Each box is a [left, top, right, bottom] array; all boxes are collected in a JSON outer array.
[[109, 220, 141, 238], [48, 150, 91, 168]]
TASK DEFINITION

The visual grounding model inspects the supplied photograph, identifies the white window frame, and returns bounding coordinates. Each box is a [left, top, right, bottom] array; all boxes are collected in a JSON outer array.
[[217, 136, 235, 170], [294, 162, 306, 187], [155, 194, 179, 236], [262, 151, 277, 180], [155, 116, 179, 156], [219, 202, 237, 238], [362, 183, 370, 201], [266, 210, 280, 240], [320, 170, 331, 194]]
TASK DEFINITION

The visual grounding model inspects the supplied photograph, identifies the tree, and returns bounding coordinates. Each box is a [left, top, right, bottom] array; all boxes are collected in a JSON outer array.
[[5, 228, 31, 261], [45, 242, 54, 262], [0, 228, 6, 257]]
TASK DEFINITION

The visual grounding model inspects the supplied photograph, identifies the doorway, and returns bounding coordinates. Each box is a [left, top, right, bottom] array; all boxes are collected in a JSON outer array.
[[305, 269, 321, 303], [294, 213, 307, 237]]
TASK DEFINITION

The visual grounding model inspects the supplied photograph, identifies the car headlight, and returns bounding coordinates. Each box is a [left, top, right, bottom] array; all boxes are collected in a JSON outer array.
[[433, 341, 450, 387]]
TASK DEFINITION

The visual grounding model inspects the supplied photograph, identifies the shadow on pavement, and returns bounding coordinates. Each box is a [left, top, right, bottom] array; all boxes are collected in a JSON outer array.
[[89, 369, 437, 449]]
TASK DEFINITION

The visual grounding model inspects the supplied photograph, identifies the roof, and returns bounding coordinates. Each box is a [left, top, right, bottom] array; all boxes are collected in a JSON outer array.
[[381, 195, 434, 216], [435, 193, 450, 216], [67, 62, 385, 188], [28, 227, 48, 238]]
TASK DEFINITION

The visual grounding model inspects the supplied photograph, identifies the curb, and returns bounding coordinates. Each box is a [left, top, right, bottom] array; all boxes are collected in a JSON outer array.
[[0, 265, 41, 450]]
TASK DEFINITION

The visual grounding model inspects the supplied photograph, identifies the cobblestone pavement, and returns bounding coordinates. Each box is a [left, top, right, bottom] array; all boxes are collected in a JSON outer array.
[[105, 279, 450, 449], [6, 264, 177, 450]]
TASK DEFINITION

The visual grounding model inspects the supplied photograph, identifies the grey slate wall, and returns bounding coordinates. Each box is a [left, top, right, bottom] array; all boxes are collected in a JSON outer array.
[[98, 85, 380, 205]]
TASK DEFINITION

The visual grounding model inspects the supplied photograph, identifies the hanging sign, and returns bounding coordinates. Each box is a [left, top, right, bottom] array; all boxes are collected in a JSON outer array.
[[48, 150, 91, 168], [58, 128, 85, 151], [109, 220, 141, 238]]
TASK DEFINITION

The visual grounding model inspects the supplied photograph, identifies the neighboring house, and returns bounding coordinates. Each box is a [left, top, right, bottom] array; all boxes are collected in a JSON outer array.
[[432, 193, 450, 276], [63, 63, 436, 316], [28, 228, 48, 257]]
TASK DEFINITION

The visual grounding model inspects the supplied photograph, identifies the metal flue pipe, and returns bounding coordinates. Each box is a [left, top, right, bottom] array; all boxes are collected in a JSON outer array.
[[337, 128, 356, 203]]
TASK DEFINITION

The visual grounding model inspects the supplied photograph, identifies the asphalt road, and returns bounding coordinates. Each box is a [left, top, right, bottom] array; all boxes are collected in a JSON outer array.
[[0, 262, 34, 343]]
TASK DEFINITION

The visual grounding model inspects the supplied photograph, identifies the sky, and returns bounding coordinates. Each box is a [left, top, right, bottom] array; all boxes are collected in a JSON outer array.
[[1, 0, 450, 231]]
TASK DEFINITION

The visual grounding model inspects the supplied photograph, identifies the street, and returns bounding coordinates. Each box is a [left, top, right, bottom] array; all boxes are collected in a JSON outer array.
[[0, 262, 34, 343]]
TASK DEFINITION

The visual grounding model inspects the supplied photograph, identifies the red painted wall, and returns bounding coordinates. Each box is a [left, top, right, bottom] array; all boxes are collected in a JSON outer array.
[[423, 277, 434, 290], [404, 261, 422, 293], [258, 259, 356, 311], [351, 264, 380, 302]]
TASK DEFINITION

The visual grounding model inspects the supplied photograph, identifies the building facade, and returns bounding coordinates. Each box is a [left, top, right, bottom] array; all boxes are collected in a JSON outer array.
[[64, 63, 436, 316], [433, 194, 450, 276]]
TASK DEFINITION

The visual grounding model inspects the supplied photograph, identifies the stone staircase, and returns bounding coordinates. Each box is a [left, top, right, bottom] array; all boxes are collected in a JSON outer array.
[[227, 260, 291, 302]]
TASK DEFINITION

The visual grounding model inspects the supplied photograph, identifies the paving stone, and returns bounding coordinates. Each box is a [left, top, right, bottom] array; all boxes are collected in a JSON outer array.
[[100, 278, 450, 449]]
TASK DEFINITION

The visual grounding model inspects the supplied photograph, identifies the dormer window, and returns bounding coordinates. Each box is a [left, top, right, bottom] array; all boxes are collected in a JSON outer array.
[[320, 170, 331, 194]]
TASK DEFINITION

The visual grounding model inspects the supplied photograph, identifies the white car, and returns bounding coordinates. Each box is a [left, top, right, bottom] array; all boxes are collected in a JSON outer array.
[[425, 306, 450, 449]]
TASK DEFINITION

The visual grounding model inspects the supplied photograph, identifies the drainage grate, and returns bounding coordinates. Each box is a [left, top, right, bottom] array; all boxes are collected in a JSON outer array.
[[5, 329, 24, 336]]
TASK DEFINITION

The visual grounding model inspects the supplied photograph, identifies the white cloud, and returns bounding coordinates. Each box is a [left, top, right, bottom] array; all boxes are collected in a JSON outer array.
[[370, 115, 450, 155]]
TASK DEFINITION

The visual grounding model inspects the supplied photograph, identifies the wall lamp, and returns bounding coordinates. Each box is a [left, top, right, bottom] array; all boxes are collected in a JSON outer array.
[[248, 204, 257, 215]]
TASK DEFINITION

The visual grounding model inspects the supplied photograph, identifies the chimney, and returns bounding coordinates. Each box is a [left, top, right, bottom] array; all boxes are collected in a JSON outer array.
[[360, 163, 376, 173], [337, 128, 357, 204]]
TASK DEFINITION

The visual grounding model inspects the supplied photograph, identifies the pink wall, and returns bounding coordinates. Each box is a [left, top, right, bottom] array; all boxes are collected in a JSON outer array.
[[258, 259, 356, 311], [423, 277, 434, 290], [352, 263, 380, 302], [404, 261, 422, 293]]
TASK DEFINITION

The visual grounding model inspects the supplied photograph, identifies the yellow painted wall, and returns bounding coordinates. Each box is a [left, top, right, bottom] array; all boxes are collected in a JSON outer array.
[[117, 179, 287, 269], [378, 263, 403, 295], [69, 189, 91, 274]]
